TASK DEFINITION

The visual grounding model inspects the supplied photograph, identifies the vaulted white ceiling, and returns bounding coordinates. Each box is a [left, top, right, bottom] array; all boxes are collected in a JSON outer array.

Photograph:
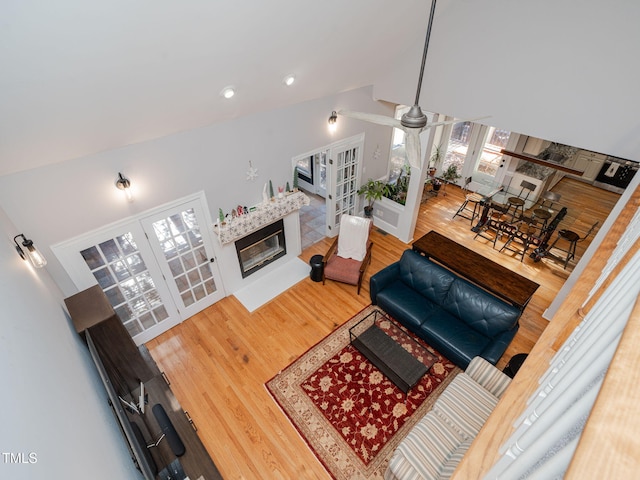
[[0, 0, 430, 176]]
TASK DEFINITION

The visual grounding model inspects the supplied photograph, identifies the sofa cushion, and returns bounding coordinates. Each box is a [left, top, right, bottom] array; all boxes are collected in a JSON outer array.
[[442, 279, 520, 338], [437, 438, 473, 480], [398, 250, 455, 306], [464, 356, 512, 398], [417, 311, 490, 369], [432, 372, 499, 438], [324, 254, 362, 284], [375, 281, 440, 332], [386, 410, 467, 480]]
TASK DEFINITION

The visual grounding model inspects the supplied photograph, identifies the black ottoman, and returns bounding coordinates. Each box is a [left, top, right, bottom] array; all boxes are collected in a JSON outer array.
[[309, 254, 324, 282]]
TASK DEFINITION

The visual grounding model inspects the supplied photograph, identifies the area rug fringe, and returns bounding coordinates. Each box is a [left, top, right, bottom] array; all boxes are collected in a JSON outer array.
[[265, 305, 460, 479]]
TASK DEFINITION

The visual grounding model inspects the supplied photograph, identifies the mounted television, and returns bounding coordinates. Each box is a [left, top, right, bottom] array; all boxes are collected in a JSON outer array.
[[85, 330, 157, 479]]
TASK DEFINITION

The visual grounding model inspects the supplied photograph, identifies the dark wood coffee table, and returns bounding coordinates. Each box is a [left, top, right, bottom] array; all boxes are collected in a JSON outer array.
[[349, 309, 437, 393], [412, 230, 539, 310]]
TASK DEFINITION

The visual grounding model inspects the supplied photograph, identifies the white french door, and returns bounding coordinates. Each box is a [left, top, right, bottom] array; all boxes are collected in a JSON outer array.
[[316, 149, 328, 198], [293, 149, 329, 198], [326, 134, 364, 237], [442, 120, 517, 185], [471, 125, 513, 181], [53, 192, 224, 345], [59, 222, 181, 344], [140, 200, 224, 319]]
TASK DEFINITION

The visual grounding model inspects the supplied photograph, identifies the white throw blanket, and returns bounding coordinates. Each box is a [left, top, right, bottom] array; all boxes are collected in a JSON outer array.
[[337, 214, 370, 261]]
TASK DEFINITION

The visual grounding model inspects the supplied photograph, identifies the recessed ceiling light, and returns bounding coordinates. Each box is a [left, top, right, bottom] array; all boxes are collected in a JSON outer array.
[[283, 74, 296, 86], [220, 86, 235, 99]]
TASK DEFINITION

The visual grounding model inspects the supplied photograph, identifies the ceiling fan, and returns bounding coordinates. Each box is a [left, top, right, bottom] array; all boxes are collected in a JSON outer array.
[[338, 0, 487, 169]]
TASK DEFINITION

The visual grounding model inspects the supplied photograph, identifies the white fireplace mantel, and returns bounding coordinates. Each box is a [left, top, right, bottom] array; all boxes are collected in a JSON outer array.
[[214, 191, 310, 244]]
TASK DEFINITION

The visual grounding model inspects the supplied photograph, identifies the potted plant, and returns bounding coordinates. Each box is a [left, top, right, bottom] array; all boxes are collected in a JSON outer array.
[[441, 164, 462, 185], [357, 179, 388, 218], [429, 144, 445, 176]]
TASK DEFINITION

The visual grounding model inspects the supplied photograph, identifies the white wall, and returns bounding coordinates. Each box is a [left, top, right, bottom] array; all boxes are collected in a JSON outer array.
[[0, 86, 393, 296], [3, 3, 639, 475], [0, 207, 141, 480], [374, 0, 640, 162]]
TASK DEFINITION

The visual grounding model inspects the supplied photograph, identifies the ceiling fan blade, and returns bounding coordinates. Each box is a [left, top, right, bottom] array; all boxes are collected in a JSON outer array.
[[405, 130, 422, 169], [422, 116, 491, 131], [338, 110, 402, 129]]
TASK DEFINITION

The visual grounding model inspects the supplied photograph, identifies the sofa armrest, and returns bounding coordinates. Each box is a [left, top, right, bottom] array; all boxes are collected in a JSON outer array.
[[369, 262, 400, 304], [478, 323, 519, 369], [465, 356, 511, 399]]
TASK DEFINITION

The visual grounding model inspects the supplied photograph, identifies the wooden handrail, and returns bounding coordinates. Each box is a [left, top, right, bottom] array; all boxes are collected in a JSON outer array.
[[501, 149, 584, 176], [553, 185, 640, 349], [452, 182, 640, 479]]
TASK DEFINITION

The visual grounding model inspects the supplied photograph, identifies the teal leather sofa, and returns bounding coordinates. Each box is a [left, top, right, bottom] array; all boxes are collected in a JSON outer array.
[[370, 249, 521, 369]]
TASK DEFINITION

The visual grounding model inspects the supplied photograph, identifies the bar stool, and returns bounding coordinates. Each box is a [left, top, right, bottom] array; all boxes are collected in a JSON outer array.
[[539, 191, 561, 210], [531, 208, 552, 230], [500, 217, 537, 262], [452, 177, 484, 224], [547, 221, 599, 269], [474, 206, 509, 246], [532, 191, 561, 231], [506, 180, 536, 220]]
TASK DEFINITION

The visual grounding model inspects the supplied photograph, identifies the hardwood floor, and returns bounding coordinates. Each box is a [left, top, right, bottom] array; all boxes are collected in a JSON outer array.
[[146, 177, 619, 479]]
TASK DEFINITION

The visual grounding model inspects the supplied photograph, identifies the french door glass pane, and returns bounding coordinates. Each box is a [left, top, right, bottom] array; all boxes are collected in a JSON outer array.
[[81, 246, 104, 269], [332, 146, 359, 228], [443, 121, 472, 172], [476, 127, 511, 176], [318, 151, 327, 192], [80, 232, 168, 338], [151, 208, 217, 308]]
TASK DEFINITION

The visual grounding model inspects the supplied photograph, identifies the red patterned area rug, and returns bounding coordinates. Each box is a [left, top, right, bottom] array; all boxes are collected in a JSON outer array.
[[265, 305, 459, 479]]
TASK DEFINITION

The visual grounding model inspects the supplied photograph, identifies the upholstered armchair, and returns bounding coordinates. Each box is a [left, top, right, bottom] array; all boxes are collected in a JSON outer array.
[[322, 214, 373, 295]]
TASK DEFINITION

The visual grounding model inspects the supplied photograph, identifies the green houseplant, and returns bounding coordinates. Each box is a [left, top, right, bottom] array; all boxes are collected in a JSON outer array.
[[442, 164, 462, 185], [357, 179, 388, 218], [429, 144, 445, 176]]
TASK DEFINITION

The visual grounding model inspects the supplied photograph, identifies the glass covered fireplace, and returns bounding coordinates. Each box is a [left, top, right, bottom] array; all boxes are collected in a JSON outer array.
[[235, 219, 286, 278]]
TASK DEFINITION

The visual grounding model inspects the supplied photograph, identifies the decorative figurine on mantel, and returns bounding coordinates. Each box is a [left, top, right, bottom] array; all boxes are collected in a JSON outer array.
[[293, 170, 299, 191], [269, 180, 275, 201], [262, 183, 269, 205]]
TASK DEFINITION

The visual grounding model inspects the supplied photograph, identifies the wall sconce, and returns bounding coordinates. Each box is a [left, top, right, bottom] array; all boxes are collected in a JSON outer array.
[[328, 111, 337, 133], [14, 234, 47, 268], [115, 172, 133, 202]]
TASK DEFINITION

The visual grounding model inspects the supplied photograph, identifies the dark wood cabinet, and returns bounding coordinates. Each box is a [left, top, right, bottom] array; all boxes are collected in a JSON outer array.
[[65, 286, 222, 480]]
